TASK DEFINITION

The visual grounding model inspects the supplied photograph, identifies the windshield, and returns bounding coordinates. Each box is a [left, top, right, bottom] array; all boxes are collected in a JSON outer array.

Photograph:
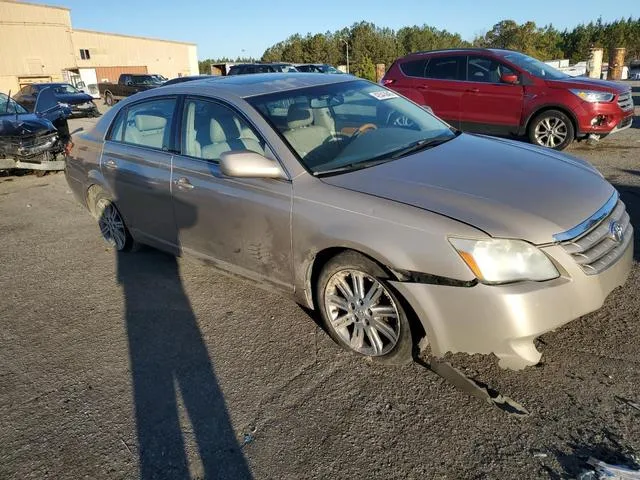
[[53, 84, 79, 94], [501, 52, 569, 80], [0, 93, 28, 115], [248, 80, 456, 175]]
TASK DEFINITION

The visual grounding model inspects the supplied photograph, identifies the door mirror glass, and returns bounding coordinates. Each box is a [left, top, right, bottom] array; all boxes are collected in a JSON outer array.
[[220, 151, 284, 179], [501, 73, 519, 84]]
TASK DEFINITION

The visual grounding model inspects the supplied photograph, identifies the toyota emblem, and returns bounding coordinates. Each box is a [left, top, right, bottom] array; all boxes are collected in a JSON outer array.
[[609, 221, 624, 243]]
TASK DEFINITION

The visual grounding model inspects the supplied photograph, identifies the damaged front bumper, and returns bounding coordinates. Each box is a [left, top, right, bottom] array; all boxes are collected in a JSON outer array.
[[0, 132, 66, 171], [390, 237, 633, 370]]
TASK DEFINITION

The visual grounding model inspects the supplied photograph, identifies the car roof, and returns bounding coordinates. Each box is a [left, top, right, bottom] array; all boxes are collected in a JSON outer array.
[[402, 48, 517, 59], [32, 82, 70, 88], [159, 72, 358, 98]]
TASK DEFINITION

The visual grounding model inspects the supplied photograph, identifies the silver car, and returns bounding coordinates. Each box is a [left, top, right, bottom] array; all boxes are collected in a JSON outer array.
[[65, 73, 633, 369]]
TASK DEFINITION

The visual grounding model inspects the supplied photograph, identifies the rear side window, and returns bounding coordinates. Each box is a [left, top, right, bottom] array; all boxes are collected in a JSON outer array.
[[111, 98, 176, 150], [400, 58, 428, 77], [425, 56, 466, 80]]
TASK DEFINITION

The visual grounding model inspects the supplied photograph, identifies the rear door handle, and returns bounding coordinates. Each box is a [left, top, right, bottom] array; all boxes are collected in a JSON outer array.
[[174, 177, 194, 190], [104, 158, 117, 169], [417, 85, 429, 90], [466, 88, 480, 93]]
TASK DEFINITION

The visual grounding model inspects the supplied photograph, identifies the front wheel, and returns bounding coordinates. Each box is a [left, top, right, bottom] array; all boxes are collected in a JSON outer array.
[[104, 92, 114, 107], [528, 110, 575, 150], [316, 251, 414, 364]]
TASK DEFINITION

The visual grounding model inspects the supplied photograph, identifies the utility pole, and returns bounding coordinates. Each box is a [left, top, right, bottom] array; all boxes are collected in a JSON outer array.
[[340, 38, 349, 74]]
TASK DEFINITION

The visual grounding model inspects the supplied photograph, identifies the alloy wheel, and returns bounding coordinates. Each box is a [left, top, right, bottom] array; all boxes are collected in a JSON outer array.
[[324, 269, 401, 356], [96, 198, 126, 250], [534, 116, 568, 148]]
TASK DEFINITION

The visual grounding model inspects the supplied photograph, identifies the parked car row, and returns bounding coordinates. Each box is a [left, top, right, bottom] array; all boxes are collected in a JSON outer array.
[[382, 48, 634, 150], [12, 82, 100, 118]]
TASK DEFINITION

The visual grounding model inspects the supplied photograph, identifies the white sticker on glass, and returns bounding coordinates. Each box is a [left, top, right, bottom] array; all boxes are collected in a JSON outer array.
[[369, 90, 399, 100]]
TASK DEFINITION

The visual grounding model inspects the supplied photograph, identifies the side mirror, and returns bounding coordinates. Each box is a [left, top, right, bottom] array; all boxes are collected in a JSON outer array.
[[422, 105, 434, 114], [501, 73, 519, 85], [220, 151, 284, 179]]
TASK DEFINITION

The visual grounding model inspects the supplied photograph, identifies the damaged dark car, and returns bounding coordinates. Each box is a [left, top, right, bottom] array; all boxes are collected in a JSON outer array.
[[0, 87, 72, 175]]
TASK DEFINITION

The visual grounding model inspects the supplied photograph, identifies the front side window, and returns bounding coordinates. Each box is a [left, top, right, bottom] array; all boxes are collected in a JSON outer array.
[[248, 80, 457, 175], [181, 98, 265, 161], [425, 55, 466, 80], [467, 56, 518, 83], [117, 98, 176, 149]]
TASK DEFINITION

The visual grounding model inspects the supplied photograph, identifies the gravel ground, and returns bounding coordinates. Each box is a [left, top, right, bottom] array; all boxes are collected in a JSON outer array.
[[1, 97, 640, 479]]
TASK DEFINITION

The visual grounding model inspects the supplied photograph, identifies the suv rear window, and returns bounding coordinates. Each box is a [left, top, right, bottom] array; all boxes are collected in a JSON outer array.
[[400, 58, 428, 77], [425, 56, 465, 80]]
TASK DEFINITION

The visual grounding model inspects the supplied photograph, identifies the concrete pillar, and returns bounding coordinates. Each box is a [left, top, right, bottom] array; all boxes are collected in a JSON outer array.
[[607, 48, 626, 81], [376, 63, 386, 83], [587, 48, 603, 79]]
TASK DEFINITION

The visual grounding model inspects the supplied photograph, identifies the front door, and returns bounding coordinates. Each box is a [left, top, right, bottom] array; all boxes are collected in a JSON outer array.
[[461, 56, 524, 135], [100, 96, 179, 251], [171, 96, 293, 289]]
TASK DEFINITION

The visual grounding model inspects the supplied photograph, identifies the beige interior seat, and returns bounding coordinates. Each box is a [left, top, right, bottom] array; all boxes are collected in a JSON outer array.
[[201, 115, 264, 161], [282, 105, 330, 158], [124, 114, 167, 149]]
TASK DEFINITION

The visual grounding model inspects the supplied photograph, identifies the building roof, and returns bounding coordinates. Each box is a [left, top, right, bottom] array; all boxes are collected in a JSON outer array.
[[73, 28, 196, 46], [1, 0, 70, 11]]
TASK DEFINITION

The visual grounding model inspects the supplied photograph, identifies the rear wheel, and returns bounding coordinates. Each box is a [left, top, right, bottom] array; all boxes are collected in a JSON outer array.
[[528, 110, 575, 150], [104, 92, 114, 107], [90, 188, 138, 252], [316, 251, 414, 364]]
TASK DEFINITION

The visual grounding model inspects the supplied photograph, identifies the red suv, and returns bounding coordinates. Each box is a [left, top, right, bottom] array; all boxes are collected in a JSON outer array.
[[382, 48, 634, 150]]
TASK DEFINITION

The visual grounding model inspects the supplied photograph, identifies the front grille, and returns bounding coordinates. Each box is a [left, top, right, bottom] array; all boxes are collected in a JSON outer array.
[[617, 91, 634, 111], [559, 199, 633, 275], [618, 116, 633, 129]]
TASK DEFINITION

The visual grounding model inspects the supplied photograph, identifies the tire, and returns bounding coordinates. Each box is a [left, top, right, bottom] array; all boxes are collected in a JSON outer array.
[[528, 109, 575, 150], [89, 187, 138, 252], [104, 92, 114, 107], [316, 251, 414, 364]]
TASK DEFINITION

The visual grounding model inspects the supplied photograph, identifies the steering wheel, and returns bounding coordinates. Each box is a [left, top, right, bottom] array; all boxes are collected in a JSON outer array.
[[351, 123, 378, 139]]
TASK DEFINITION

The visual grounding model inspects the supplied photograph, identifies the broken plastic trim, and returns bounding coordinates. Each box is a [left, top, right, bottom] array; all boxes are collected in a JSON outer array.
[[417, 358, 530, 417], [390, 267, 478, 287]]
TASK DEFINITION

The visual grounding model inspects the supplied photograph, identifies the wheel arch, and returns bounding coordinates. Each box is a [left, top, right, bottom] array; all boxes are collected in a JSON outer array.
[[523, 104, 579, 137], [305, 246, 427, 349]]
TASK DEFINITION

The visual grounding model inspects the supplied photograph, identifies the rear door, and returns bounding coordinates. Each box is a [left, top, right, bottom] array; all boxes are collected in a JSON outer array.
[[387, 57, 430, 106], [171, 96, 293, 289], [421, 55, 467, 128], [100, 96, 179, 251], [460, 55, 524, 134]]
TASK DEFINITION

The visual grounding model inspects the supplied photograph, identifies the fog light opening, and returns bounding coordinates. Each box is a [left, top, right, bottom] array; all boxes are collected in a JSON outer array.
[[591, 115, 607, 127]]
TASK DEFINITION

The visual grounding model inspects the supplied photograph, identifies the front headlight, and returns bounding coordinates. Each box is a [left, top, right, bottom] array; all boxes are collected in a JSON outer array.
[[449, 238, 559, 284], [569, 89, 614, 103]]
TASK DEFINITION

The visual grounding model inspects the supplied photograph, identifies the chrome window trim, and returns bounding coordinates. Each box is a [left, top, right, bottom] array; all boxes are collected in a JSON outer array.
[[553, 191, 619, 242]]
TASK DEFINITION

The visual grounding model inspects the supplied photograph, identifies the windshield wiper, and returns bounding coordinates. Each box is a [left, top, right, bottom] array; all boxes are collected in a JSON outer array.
[[313, 157, 395, 176], [314, 132, 460, 177], [389, 133, 458, 159]]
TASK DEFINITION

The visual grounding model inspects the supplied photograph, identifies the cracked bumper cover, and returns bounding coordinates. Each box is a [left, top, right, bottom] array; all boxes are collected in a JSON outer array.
[[389, 239, 633, 370]]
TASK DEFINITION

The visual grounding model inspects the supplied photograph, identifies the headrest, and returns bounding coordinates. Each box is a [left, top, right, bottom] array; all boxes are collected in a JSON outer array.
[[135, 114, 166, 132], [287, 105, 313, 129], [210, 115, 240, 143]]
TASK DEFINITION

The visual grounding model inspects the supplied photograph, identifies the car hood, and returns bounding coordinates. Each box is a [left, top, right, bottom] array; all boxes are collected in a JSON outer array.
[[55, 92, 94, 104], [546, 76, 630, 93], [321, 133, 614, 245], [0, 113, 56, 137]]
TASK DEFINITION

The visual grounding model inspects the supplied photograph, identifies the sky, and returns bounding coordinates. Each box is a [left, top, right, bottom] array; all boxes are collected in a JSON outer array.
[[34, 0, 639, 60]]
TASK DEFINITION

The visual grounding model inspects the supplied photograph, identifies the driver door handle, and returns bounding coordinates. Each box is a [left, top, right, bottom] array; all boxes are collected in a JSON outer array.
[[466, 88, 480, 93], [104, 159, 117, 169], [174, 177, 194, 190]]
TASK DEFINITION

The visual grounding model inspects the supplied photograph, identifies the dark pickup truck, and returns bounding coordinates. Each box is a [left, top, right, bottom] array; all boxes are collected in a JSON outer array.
[[98, 74, 164, 106]]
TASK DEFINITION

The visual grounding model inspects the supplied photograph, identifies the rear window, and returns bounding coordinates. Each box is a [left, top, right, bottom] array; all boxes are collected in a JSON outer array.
[[425, 56, 466, 81], [399, 58, 428, 77]]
